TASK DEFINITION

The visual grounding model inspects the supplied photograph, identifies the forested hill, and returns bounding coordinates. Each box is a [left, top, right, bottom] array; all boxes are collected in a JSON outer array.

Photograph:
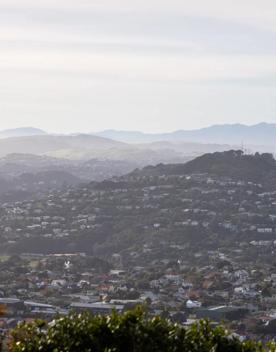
[[134, 150, 276, 182]]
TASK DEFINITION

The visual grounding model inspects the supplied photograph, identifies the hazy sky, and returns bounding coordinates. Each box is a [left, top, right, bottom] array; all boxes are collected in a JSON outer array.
[[1, 0, 276, 133]]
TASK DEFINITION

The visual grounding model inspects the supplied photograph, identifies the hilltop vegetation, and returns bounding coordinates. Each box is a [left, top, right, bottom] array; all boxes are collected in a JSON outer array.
[[137, 150, 276, 183], [10, 309, 272, 352]]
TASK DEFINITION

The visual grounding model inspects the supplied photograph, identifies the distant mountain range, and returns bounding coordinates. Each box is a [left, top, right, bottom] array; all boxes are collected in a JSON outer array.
[[2, 123, 276, 146], [2, 123, 276, 147], [96, 123, 276, 146]]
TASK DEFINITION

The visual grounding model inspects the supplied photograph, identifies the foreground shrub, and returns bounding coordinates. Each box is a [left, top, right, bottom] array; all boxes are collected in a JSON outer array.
[[9, 308, 276, 352]]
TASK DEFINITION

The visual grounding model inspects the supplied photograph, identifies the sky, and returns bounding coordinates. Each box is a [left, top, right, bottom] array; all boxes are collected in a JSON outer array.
[[1, 0, 276, 133]]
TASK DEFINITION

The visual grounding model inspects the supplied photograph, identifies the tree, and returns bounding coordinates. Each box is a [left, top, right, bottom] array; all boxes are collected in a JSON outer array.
[[9, 308, 275, 352]]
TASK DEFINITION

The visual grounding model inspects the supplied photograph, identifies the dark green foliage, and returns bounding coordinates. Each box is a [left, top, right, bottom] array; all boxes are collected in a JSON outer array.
[[9, 309, 276, 352]]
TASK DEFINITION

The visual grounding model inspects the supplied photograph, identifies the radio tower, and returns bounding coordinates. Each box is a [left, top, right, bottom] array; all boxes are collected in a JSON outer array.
[[241, 140, 248, 154], [241, 141, 245, 154]]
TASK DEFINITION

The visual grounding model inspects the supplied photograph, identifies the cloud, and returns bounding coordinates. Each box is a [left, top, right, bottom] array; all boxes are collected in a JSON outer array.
[[0, 0, 276, 131], [2, 0, 276, 31], [1, 1, 276, 81], [0, 0, 276, 58], [1, 43, 276, 83]]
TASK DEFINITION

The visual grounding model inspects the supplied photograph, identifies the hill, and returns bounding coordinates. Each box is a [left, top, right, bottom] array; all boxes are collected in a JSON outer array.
[[0, 134, 125, 157], [136, 150, 276, 182], [0, 127, 46, 139], [0, 130, 252, 166], [0, 135, 194, 165]]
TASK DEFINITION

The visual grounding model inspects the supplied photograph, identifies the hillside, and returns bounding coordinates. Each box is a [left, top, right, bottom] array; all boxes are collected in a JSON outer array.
[[2, 150, 276, 257]]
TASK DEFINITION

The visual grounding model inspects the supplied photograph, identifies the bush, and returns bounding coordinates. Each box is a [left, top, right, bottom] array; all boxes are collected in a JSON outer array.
[[9, 308, 276, 352]]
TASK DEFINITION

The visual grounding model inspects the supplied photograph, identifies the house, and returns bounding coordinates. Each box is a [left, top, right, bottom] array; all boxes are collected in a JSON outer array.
[[70, 302, 124, 315], [186, 300, 202, 309], [257, 228, 273, 233], [24, 301, 67, 316], [0, 298, 24, 316], [196, 306, 249, 322]]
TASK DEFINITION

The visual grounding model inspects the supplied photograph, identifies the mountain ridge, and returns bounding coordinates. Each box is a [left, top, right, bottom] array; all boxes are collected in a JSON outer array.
[[96, 123, 276, 145]]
